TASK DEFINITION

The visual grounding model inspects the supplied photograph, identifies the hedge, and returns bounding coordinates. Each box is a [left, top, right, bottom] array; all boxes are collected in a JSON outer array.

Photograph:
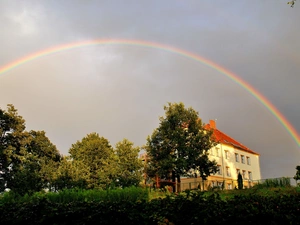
[[1, 189, 300, 225]]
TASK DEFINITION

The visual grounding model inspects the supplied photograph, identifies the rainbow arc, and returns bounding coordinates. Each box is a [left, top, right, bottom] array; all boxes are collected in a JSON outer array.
[[0, 39, 299, 147]]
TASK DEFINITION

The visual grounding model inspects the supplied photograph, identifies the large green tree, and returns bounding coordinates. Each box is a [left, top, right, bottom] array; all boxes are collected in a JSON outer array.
[[52, 156, 89, 190], [145, 102, 218, 191], [0, 104, 27, 192], [69, 132, 117, 189], [25, 130, 61, 191], [114, 139, 143, 188], [0, 104, 61, 194]]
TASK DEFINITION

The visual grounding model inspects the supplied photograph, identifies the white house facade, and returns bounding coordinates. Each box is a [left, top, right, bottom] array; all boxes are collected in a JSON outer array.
[[180, 120, 261, 190], [141, 119, 262, 191]]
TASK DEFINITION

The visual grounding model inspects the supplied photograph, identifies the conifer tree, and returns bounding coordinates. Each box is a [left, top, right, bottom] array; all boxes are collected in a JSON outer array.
[[238, 172, 243, 190]]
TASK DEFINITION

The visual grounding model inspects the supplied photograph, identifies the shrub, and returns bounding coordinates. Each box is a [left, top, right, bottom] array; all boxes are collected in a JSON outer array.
[[254, 177, 291, 189], [1, 186, 300, 224]]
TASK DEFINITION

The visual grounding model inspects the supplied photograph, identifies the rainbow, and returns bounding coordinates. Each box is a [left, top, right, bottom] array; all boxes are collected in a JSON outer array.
[[0, 39, 299, 147]]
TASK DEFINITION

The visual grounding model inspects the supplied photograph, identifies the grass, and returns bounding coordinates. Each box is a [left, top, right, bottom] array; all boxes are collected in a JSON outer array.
[[192, 185, 300, 201], [144, 177, 300, 202], [146, 177, 300, 201], [148, 186, 171, 200]]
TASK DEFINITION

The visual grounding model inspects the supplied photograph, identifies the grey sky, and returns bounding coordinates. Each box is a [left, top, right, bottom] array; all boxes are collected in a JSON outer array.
[[0, 0, 299, 179]]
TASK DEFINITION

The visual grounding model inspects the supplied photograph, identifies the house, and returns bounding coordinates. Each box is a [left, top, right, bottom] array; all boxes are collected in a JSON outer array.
[[180, 120, 261, 191], [141, 119, 261, 191]]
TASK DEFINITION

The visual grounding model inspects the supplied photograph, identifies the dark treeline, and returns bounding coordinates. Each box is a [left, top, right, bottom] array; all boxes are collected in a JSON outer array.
[[0, 104, 143, 195], [1, 102, 232, 196]]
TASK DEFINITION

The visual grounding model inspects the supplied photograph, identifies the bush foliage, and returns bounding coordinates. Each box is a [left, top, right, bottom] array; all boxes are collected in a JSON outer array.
[[1, 187, 300, 225]]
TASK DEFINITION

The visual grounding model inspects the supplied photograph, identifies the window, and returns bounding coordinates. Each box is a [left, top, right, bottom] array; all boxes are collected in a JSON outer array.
[[242, 170, 246, 179], [216, 147, 220, 157], [241, 155, 245, 164], [247, 157, 251, 165], [226, 167, 231, 177], [217, 182, 223, 187], [210, 149, 214, 156], [248, 171, 252, 180], [228, 183, 232, 190], [217, 165, 222, 175], [235, 153, 239, 162], [224, 150, 229, 159], [236, 169, 240, 176]]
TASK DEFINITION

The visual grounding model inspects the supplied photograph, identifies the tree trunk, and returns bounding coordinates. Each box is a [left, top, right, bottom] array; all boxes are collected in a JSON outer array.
[[172, 171, 176, 192], [201, 176, 206, 190], [177, 174, 181, 192]]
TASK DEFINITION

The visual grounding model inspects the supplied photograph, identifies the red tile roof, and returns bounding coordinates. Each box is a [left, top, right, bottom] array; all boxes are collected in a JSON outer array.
[[205, 123, 259, 155]]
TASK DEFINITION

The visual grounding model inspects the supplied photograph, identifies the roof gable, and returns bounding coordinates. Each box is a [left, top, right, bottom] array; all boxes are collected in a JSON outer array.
[[205, 123, 259, 155]]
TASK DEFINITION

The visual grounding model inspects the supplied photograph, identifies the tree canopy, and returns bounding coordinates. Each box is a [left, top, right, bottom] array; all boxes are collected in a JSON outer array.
[[0, 104, 61, 195], [67, 134, 144, 189], [114, 139, 143, 188], [69, 132, 117, 189], [145, 102, 218, 190]]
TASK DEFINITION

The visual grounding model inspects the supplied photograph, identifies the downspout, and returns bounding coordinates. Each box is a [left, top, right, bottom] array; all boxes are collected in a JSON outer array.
[[257, 154, 262, 180], [220, 143, 225, 186]]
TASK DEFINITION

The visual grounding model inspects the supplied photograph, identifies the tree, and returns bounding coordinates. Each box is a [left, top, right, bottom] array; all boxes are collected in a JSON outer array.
[[238, 172, 243, 190], [69, 132, 117, 189], [145, 102, 218, 192], [287, 0, 296, 7], [0, 104, 61, 194], [52, 156, 89, 191], [114, 139, 143, 188], [0, 104, 27, 192], [25, 130, 61, 190], [294, 165, 300, 185]]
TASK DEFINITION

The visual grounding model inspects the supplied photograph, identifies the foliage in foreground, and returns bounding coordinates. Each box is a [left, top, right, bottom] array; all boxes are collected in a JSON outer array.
[[1, 187, 300, 225], [0, 186, 149, 204]]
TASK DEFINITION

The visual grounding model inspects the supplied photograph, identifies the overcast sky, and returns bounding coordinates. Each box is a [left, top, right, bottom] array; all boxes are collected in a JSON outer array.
[[0, 0, 299, 179]]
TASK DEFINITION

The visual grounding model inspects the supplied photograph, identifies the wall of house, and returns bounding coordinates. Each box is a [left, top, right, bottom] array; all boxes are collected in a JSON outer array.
[[208, 143, 261, 181]]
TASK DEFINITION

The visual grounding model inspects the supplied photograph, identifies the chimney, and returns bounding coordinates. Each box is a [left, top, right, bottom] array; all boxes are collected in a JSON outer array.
[[209, 120, 216, 129]]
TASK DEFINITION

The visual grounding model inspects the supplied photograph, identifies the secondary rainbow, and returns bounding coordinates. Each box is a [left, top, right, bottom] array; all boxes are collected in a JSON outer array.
[[0, 39, 299, 147]]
